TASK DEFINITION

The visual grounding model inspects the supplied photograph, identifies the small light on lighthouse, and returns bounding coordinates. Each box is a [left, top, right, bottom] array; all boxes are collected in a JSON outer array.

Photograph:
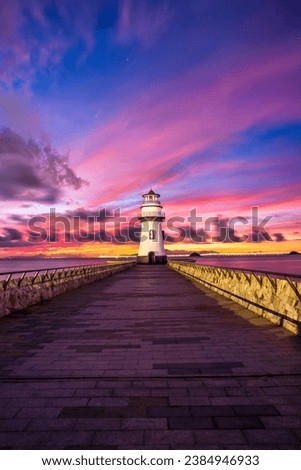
[[137, 189, 167, 264]]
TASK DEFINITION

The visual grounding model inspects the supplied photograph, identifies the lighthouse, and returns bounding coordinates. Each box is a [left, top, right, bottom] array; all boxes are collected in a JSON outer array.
[[137, 189, 167, 264]]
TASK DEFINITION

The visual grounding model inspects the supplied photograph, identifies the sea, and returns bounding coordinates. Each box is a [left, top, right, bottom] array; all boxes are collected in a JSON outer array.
[[0, 255, 300, 276], [0, 258, 123, 276], [194, 254, 301, 276]]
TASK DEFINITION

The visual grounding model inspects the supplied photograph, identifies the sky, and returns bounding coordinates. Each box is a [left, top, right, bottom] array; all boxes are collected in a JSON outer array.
[[0, 0, 300, 257]]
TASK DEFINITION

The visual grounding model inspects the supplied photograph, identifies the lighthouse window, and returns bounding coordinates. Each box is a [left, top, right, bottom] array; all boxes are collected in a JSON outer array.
[[149, 229, 155, 240]]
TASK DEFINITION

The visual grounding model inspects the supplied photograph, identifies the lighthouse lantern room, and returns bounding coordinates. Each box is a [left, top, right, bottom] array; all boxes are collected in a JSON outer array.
[[137, 189, 167, 264]]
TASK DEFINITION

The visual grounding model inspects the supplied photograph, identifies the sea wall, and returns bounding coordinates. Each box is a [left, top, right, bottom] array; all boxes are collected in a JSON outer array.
[[168, 262, 301, 335], [0, 262, 136, 319]]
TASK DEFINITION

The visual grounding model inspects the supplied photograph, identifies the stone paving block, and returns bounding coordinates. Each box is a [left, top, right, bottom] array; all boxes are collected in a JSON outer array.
[[260, 416, 301, 428], [212, 387, 233, 397], [169, 417, 215, 430], [7, 398, 49, 408], [209, 397, 252, 406], [150, 388, 172, 397], [292, 428, 301, 442], [194, 430, 247, 445], [168, 379, 196, 388], [202, 379, 241, 388], [158, 388, 190, 397], [60, 380, 98, 389], [238, 378, 279, 387], [191, 405, 235, 417], [88, 398, 129, 407], [27, 418, 77, 431], [187, 387, 213, 397], [225, 388, 246, 397], [276, 405, 301, 415], [214, 417, 264, 429], [243, 429, 300, 445], [132, 380, 168, 388], [174, 396, 212, 406], [144, 430, 195, 449], [40, 431, 94, 449], [262, 386, 300, 396], [189, 387, 226, 397], [277, 443, 301, 449], [96, 379, 129, 388], [112, 388, 151, 397], [0, 431, 44, 449], [59, 406, 144, 419], [147, 406, 190, 418], [0, 407, 21, 419], [287, 395, 301, 404], [129, 396, 169, 407], [121, 418, 168, 430], [0, 391, 24, 400], [0, 418, 30, 432], [74, 388, 113, 398], [287, 377, 301, 385], [16, 407, 61, 419], [29, 389, 75, 398], [233, 405, 280, 416], [244, 387, 267, 397], [74, 418, 122, 431], [226, 444, 275, 450], [93, 430, 143, 447], [246, 395, 293, 405], [46, 398, 89, 407]]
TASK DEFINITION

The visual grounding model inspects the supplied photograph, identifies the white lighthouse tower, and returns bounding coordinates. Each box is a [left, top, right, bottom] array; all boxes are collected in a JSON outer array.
[[137, 189, 167, 264]]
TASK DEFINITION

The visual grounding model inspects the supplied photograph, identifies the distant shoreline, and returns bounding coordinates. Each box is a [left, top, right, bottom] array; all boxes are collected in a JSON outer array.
[[0, 252, 299, 261]]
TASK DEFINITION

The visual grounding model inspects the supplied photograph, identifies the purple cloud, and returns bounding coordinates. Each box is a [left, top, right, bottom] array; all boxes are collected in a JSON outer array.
[[0, 0, 100, 86], [117, 0, 172, 47], [0, 128, 87, 203]]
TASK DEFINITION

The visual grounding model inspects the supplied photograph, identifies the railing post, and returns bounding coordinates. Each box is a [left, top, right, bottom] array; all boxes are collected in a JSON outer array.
[[18, 272, 26, 287], [32, 271, 39, 285], [285, 276, 301, 301], [4, 273, 12, 290]]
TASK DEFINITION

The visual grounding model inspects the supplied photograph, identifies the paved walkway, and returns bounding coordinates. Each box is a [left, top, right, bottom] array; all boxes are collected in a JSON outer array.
[[0, 265, 301, 449]]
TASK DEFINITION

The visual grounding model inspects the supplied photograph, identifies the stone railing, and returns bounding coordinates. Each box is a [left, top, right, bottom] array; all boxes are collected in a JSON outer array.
[[0, 261, 136, 319], [168, 262, 301, 335]]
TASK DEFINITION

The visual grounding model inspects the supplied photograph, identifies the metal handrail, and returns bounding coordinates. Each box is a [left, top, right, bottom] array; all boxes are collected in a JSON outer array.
[[0, 262, 121, 277], [0, 261, 135, 289], [170, 261, 301, 281]]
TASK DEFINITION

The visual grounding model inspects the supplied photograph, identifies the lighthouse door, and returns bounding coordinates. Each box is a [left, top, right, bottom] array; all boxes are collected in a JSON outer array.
[[148, 251, 156, 264]]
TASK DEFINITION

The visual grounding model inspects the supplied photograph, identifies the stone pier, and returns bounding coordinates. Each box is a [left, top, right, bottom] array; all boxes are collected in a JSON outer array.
[[0, 261, 135, 318], [0, 265, 301, 449]]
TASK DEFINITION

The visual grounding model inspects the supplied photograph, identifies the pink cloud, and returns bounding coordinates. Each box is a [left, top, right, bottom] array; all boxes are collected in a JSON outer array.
[[0, 0, 100, 87], [117, 0, 172, 48], [0, 92, 44, 138], [74, 40, 301, 209]]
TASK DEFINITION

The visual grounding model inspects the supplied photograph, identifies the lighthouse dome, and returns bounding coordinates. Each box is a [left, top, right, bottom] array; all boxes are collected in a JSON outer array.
[[142, 188, 160, 198], [141, 189, 162, 211]]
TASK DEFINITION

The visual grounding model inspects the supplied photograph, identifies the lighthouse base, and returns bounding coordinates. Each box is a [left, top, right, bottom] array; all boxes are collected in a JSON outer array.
[[137, 254, 167, 265]]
